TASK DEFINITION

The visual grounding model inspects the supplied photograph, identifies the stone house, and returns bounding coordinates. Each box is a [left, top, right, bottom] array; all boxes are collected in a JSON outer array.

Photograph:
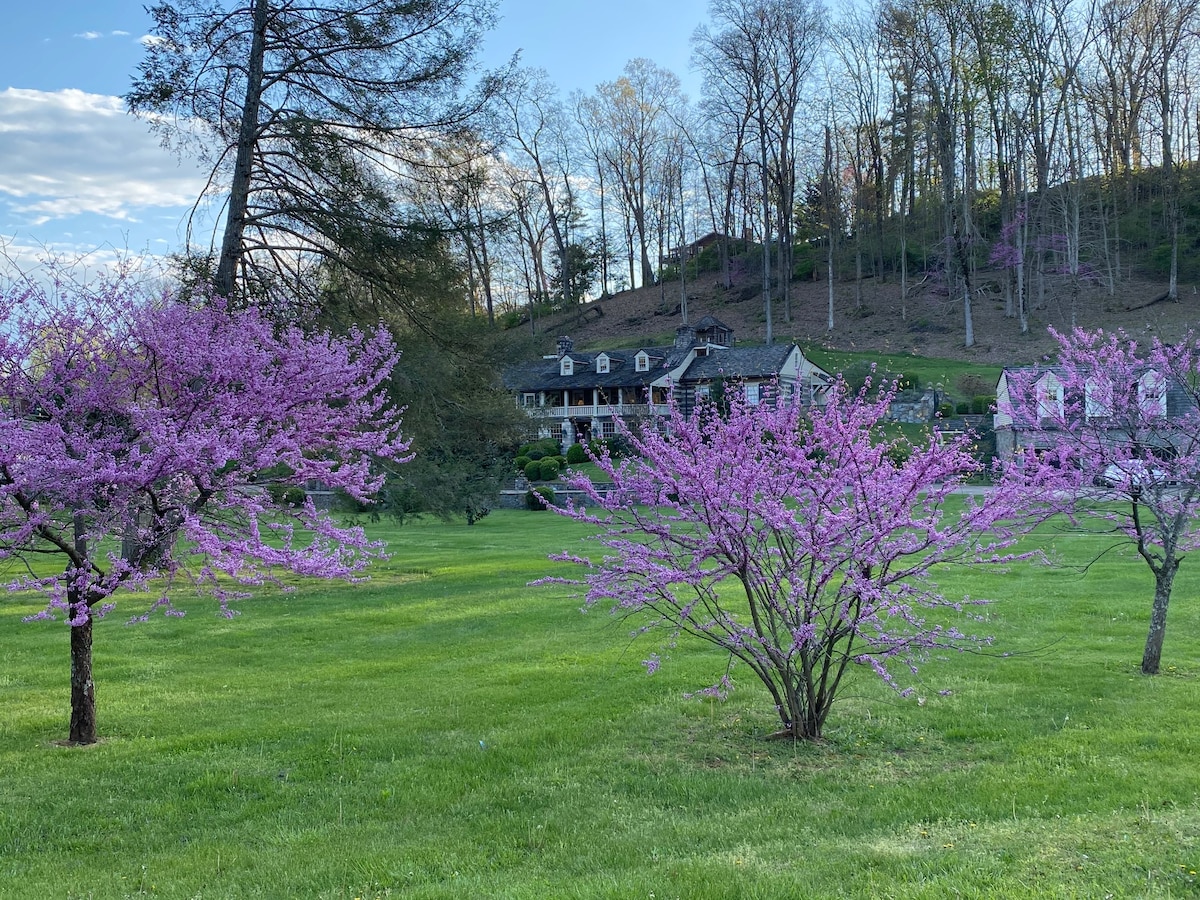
[[504, 316, 832, 446]]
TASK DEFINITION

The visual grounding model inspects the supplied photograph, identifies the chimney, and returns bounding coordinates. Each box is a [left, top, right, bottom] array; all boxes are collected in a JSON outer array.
[[674, 325, 697, 350], [556, 335, 574, 358]]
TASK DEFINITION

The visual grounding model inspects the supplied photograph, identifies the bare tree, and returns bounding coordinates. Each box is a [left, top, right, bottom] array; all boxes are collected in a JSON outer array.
[[696, 0, 825, 344], [591, 59, 687, 290]]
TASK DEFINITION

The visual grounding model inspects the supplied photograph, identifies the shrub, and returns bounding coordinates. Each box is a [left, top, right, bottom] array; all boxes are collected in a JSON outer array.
[[267, 484, 307, 507], [956, 373, 992, 397], [886, 444, 912, 468], [514, 455, 531, 473], [971, 395, 995, 415], [527, 448, 546, 461], [956, 401, 971, 415], [566, 443, 587, 464], [525, 486, 555, 509], [524, 460, 543, 480], [539, 458, 561, 481], [938, 402, 954, 418]]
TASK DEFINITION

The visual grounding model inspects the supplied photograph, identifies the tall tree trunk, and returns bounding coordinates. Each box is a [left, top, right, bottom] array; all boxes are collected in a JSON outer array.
[[68, 511, 96, 744], [214, 0, 269, 301], [69, 608, 97, 744], [1142, 563, 1177, 675]]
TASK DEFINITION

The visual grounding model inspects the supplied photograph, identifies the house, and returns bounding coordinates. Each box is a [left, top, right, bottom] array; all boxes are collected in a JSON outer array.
[[504, 317, 831, 447], [660, 232, 731, 266], [993, 365, 1189, 461]]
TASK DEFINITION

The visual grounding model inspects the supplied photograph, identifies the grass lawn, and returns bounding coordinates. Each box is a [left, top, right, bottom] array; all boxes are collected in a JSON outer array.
[[2, 510, 1199, 898], [801, 346, 1004, 405]]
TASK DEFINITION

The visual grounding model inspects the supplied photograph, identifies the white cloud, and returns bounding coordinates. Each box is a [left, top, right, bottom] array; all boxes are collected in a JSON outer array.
[[73, 30, 131, 40], [0, 88, 209, 226]]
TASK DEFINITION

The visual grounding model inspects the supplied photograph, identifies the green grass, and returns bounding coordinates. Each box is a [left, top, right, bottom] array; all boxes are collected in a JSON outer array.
[[2, 511, 1200, 898], [801, 345, 1003, 403]]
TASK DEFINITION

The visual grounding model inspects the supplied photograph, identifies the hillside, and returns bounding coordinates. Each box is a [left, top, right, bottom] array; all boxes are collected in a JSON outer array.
[[528, 268, 1199, 367]]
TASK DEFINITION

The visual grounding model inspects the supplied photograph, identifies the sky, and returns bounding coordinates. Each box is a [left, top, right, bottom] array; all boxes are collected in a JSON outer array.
[[0, 0, 710, 274]]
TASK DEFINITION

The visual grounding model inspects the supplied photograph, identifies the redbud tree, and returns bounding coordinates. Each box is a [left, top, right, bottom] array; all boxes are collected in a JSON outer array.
[[998, 327, 1200, 675], [0, 275, 409, 744], [544, 382, 1026, 741]]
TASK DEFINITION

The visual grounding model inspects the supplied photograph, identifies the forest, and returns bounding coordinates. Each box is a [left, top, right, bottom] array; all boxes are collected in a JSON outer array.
[[114, 0, 1200, 518], [126, 1, 1200, 345]]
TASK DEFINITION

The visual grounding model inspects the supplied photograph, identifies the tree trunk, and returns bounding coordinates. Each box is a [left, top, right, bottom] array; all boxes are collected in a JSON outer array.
[[69, 602, 97, 744], [1141, 566, 1176, 675], [214, 0, 269, 301]]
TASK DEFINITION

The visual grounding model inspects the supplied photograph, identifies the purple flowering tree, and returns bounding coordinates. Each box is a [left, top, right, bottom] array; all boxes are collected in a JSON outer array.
[[544, 382, 1026, 741], [999, 327, 1200, 675], [0, 275, 410, 744]]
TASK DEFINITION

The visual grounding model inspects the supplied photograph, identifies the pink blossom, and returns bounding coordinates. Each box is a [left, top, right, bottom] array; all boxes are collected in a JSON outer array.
[[0, 273, 410, 621], [544, 378, 1032, 740]]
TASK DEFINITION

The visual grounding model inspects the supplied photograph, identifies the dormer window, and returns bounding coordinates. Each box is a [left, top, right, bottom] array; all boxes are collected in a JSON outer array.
[[1138, 370, 1167, 417], [597, 354, 610, 374], [635, 352, 649, 372], [1036, 372, 1064, 422], [1085, 376, 1112, 419], [560, 356, 574, 376]]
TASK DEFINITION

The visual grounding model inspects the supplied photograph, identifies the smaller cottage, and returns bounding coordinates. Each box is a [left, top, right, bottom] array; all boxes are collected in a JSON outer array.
[[994, 364, 1187, 460]]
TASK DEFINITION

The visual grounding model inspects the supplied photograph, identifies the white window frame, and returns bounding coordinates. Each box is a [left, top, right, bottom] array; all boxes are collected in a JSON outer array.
[[1084, 377, 1112, 419], [1138, 370, 1167, 417], [635, 352, 649, 373], [597, 354, 610, 374], [560, 357, 574, 376], [1036, 373, 1064, 422]]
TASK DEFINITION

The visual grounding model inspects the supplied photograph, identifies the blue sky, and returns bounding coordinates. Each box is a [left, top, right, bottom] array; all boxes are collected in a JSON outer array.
[[0, 1, 708, 273]]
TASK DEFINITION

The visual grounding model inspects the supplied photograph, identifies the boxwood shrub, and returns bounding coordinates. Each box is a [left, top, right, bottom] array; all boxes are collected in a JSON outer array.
[[525, 486, 556, 509]]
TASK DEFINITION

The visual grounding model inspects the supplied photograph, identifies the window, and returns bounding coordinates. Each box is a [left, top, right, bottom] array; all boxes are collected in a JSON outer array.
[[745, 383, 762, 405], [1036, 373, 1063, 422], [635, 352, 649, 372], [1138, 370, 1167, 417], [1084, 377, 1112, 419], [597, 355, 610, 374], [521, 393, 537, 408], [560, 357, 574, 376]]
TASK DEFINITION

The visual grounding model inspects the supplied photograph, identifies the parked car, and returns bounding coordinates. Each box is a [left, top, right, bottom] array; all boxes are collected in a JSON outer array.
[[1093, 459, 1171, 488]]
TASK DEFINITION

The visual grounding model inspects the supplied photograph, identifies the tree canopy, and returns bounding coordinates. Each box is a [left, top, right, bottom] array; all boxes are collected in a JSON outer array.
[[542, 381, 1028, 740], [0, 272, 410, 743], [127, 0, 504, 308]]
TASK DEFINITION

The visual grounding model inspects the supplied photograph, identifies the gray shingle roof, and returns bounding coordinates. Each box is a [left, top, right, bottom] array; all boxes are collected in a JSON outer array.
[[506, 342, 805, 393], [681, 345, 796, 382]]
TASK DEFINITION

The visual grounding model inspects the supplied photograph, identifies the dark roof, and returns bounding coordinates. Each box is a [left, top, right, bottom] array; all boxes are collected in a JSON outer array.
[[693, 314, 730, 332], [506, 342, 814, 393], [681, 345, 797, 382], [503, 345, 692, 392]]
